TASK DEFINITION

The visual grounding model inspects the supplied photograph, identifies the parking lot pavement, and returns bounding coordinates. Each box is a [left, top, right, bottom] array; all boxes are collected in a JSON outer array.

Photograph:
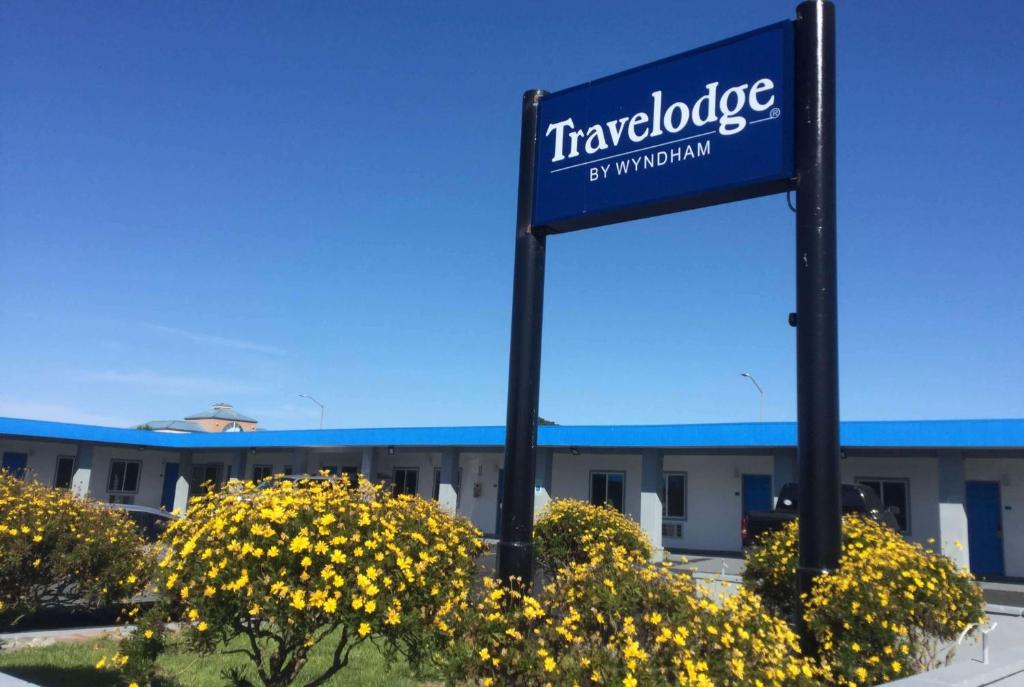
[[946, 614, 1024, 667]]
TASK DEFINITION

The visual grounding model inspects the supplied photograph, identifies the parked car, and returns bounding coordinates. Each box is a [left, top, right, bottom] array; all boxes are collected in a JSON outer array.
[[107, 503, 179, 543], [741, 482, 900, 547]]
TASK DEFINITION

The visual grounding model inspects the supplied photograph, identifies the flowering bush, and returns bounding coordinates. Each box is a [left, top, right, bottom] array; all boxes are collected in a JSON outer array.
[[0, 471, 150, 628], [436, 545, 820, 687], [533, 499, 652, 574], [147, 475, 486, 687], [743, 515, 986, 685]]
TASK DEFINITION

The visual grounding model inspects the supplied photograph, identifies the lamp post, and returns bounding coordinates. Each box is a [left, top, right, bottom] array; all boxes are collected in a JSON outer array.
[[740, 373, 764, 422], [298, 394, 325, 429]]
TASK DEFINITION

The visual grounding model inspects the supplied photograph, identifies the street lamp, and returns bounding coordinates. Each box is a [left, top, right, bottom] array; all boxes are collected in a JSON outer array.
[[298, 394, 325, 429], [740, 373, 764, 422]]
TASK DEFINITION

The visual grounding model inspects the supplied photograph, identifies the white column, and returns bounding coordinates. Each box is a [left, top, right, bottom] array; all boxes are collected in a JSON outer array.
[[173, 450, 194, 514], [938, 450, 970, 570], [438, 447, 459, 513], [533, 447, 553, 518], [360, 447, 376, 482], [72, 444, 93, 498], [640, 448, 664, 561]]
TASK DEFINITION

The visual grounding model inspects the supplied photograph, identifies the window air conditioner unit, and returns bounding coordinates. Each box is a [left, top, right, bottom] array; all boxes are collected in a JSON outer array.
[[662, 522, 683, 538]]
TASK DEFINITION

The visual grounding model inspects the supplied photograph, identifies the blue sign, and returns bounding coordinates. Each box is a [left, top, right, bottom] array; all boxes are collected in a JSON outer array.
[[533, 22, 794, 232]]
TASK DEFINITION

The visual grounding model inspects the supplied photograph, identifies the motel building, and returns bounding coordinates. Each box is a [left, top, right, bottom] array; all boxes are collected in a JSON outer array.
[[0, 406, 1022, 580]]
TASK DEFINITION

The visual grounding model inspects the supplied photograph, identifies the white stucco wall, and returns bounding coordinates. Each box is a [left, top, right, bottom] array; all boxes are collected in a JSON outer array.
[[551, 452, 643, 522], [662, 453, 774, 552], [965, 457, 1024, 578], [245, 451, 298, 478], [840, 455, 940, 547], [89, 446, 169, 506], [374, 451, 436, 501], [301, 451, 362, 477], [2, 439, 79, 487], [2, 437, 1021, 575], [454, 452, 503, 536]]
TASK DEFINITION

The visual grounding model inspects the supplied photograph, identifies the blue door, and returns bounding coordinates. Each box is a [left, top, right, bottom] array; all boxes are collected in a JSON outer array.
[[742, 474, 773, 516], [161, 463, 179, 511], [1, 452, 28, 479], [966, 481, 1005, 577]]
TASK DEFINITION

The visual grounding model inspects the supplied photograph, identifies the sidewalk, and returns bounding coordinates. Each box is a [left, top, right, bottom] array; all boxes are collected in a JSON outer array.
[[890, 623, 1024, 686], [0, 624, 129, 653], [0, 673, 40, 687]]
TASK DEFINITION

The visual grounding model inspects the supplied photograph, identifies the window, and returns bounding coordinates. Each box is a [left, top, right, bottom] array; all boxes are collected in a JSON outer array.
[[590, 471, 625, 513], [857, 478, 910, 533], [54, 456, 77, 489], [192, 464, 223, 495], [432, 467, 463, 503], [252, 465, 274, 481], [108, 460, 141, 493], [393, 468, 418, 496], [341, 466, 359, 487], [661, 472, 687, 519]]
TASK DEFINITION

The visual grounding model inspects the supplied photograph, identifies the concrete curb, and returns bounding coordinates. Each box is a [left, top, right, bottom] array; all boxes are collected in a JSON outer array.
[[885, 650, 1024, 686], [986, 604, 1024, 618]]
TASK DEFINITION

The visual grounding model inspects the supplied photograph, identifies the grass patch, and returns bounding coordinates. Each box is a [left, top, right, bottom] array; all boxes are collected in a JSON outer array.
[[0, 632, 429, 686]]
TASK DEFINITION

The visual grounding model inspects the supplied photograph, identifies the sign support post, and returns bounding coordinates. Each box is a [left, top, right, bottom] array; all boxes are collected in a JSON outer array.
[[793, 0, 840, 655], [498, 88, 548, 587], [498, 9, 839, 636]]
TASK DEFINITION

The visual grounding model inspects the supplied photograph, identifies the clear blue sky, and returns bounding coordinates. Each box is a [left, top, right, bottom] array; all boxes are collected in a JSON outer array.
[[1, 1, 1022, 430]]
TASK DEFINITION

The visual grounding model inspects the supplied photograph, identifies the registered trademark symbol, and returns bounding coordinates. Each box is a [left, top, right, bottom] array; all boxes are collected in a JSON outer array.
[[770, 107, 781, 118]]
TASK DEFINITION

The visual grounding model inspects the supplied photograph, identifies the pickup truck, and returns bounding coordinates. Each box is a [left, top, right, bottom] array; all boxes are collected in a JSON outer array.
[[741, 482, 900, 547]]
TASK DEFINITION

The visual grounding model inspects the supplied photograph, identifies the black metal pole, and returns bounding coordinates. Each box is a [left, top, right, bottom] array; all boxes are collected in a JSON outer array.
[[498, 88, 548, 588], [794, 0, 839, 655]]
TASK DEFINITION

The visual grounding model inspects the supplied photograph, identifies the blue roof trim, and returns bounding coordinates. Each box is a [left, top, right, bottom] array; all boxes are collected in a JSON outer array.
[[0, 416, 1021, 450]]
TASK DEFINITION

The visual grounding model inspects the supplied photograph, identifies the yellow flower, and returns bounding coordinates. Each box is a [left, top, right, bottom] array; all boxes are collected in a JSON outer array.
[[358, 622, 371, 637]]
